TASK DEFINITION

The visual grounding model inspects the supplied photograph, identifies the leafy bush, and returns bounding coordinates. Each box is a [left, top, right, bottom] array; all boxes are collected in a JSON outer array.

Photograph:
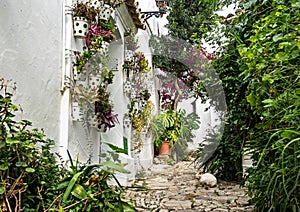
[[0, 79, 135, 211], [0, 79, 63, 211], [238, 0, 300, 210]]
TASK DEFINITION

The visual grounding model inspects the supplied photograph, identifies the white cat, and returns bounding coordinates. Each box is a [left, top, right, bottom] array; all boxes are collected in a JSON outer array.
[[196, 172, 217, 187]]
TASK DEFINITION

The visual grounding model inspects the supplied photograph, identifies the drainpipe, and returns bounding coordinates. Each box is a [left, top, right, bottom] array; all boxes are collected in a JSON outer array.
[[59, 0, 73, 160]]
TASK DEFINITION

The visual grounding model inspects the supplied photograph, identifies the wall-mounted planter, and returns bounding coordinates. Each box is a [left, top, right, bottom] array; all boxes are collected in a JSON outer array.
[[130, 91, 136, 99], [88, 114, 107, 132], [88, 75, 101, 90], [123, 81, 132, 93], [73, 17, 90, 38], [139, 99, 147, 108], [123, 116, 131, 128], [125, 50, 134, 62], [100, 41, 110, 55], [88, 114, 98, 128], [99, 4, 113, 21], [89, 0, 103, 9], [72, 101, 84, 121]]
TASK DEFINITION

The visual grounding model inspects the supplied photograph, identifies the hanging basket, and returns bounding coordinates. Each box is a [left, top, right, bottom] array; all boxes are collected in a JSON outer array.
[[125, 50, 134, 62], [99, 4, 113, 21], [73, 17, 90, 38]]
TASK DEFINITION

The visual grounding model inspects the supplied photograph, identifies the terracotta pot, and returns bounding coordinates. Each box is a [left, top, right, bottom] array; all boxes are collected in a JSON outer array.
[[159, 141, 170, 155]]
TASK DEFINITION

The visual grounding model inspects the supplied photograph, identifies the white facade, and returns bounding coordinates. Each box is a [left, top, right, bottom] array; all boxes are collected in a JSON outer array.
[[0, 0, 161, 185], [0, 0, 221, 185]]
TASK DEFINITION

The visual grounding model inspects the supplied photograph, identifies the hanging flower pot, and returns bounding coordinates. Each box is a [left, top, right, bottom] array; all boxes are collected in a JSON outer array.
[[123, 116, 131, 128], [98, 124, 108, 132], [99, 4, 113, 21], [88, 75, 101, 90], [73, 17, 90, 38], [72, 101, 84, 122], [89, 0, 103, 9], [88, 114, 99, 128], [100, 41, 110, 55], [125, 50, 134, 62], [123, 81, 132, 93]]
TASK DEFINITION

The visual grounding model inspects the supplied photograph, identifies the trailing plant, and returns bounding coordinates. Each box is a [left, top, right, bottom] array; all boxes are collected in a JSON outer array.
[[123, 49, 153, 151], [128, 100, 154, 152], [123, 52, 150, 77], [95, 85, 119, 130]]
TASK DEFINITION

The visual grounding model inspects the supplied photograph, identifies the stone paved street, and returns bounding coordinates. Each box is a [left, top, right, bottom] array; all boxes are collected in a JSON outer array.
[[124, 158, 254, 211]]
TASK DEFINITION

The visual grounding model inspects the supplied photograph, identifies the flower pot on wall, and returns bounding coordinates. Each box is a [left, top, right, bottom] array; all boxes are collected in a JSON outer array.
[[99, 4, 113, 21], [100, 41, 110, 55], [88, 75, 101, 90], [88, 114, 107, 132], [72, 101, 84, 121], [125, 50, 134, 62], [123, 81, 132, 93], [89, 0, 103, 9], [73, 17, 90, 38], [159, 141, 170, 155], [88, 114, 98, 128]]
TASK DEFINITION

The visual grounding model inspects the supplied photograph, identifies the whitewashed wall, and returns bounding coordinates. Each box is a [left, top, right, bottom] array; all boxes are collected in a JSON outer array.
[[0, 0, 63, 142]]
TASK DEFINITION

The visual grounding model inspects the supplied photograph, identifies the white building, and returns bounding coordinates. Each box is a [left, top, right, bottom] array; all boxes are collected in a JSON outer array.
[[0, 0, 221, 185]]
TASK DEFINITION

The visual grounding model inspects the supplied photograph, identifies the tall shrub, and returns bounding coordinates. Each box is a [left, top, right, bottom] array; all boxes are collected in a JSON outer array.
[[238, 0, 300, 210]]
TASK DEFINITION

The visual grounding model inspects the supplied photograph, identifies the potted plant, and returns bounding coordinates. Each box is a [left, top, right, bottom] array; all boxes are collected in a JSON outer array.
[[152, 109, 182, 155], [95, 85, 119, 131], [98, 0, 123, 21], [72, 1, 98, 38]]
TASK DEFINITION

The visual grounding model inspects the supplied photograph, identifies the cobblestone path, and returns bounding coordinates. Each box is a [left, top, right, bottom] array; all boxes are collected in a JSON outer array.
[[124, 159, 254, 211]]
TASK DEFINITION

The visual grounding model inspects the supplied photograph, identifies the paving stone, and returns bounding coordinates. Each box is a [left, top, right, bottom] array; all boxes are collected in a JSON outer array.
[[161, 199, 192, 210], [124, 158, 254, 212]]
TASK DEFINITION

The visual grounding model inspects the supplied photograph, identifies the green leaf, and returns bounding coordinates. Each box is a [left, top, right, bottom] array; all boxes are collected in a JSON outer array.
[[0, 187, 5, 195], [16, 162, 27, 167], [71, 184, 87, 199], [25, 168, 35, 173], [57, 181, 70, 190], [63, 171, 83, 202], [246, 92, 256, 106], [101, 161, 130, 174], [272, 34, 283, 42], [104, 142, 127, 154], [6, 138, 20, 144]]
